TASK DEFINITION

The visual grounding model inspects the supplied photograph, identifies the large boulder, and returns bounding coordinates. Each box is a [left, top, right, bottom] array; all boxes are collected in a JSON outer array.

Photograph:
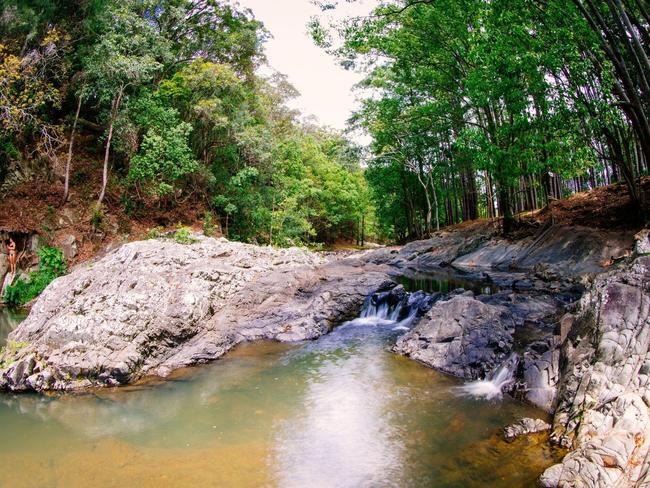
[[0, 236, 391, 391], [540, 253, 650, 487], [152, 257, 393, 375], [393, 294, 516, 379]]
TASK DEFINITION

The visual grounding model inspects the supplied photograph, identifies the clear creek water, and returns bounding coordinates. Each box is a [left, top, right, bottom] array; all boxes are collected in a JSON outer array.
[[0, 289, 560, 488]]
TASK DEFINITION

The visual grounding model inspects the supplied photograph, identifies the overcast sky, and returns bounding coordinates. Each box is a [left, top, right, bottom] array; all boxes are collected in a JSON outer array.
[[236, 0, 377, 137]]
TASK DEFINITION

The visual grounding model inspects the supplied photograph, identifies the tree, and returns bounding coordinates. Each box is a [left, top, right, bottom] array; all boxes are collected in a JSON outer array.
[[83, 1, 166, 204]]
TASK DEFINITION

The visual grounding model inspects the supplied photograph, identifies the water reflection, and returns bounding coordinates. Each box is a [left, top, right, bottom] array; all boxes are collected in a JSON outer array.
[[396, 272, 499, 295], [0, 302, 560, 487], [273, 323, 403, 487]]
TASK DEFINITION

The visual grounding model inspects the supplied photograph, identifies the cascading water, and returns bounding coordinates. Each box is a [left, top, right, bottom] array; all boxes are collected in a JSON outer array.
[[0, 282, 557, 487], [458, 353, 519, 400], [350, 288, 432, 331], [355, 286, 520, 403]]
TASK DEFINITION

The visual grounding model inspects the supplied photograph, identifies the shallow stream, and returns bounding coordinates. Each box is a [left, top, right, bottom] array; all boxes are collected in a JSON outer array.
[[0, 288, 560, 488]]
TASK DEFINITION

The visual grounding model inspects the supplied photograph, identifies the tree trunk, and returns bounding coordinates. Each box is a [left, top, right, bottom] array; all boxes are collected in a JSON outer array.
[[62, 95, 82, 206], [98, 87, 124, 205], [428, 170, 440, 231]]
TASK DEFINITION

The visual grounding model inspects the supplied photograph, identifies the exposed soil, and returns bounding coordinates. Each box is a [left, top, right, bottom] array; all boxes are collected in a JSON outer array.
[[441, 177, 650, 241], [536, 177, 650, 230], [0, 135, 212, 267], [0, 143, 647, 270]]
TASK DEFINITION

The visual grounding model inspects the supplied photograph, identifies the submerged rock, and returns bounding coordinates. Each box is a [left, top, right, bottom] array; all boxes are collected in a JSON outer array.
[[504, 417, 551, 441], [0, 236, 391, 391]]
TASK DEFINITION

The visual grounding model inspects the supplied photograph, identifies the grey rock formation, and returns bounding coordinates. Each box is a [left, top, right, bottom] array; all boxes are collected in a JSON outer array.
[[393, 295, 516, 379], [521, 337, 561, 413], [540, 251, 650, 487], [451, 225, 633, 279], [387, 225, 496, 272], [0, 236, 390, 391], [0, 253, 7, 280], [60, 234, 78, 260], [504, 417, 552, 441], [153, 257, 393, 375]]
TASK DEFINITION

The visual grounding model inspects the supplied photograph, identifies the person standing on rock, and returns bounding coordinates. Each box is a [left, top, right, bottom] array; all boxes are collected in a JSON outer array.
[[6, 238, 16, 275]]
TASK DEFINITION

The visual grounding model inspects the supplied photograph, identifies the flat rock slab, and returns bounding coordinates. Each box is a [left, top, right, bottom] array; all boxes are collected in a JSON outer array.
[[504, 417, 552, 441]]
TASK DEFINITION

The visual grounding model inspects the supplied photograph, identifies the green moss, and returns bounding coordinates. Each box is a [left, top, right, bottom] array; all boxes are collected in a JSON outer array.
[[0, 340, 30, 369]]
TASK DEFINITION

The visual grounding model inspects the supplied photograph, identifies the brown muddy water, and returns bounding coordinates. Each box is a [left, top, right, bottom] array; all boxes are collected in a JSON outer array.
[[0, 306, 561, 488]]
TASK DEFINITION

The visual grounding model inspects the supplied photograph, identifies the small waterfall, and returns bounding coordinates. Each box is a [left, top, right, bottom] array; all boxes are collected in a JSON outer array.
[[458, 353, 519, 400], [353, 288, 431, 330]]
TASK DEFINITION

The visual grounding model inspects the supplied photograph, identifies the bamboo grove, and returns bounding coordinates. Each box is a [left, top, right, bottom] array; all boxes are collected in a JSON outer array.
[[313, 0, 649, 240]]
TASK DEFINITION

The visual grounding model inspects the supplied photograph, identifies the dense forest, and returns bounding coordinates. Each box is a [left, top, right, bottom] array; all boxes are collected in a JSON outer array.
[[0, 0, 371, 247], [1, 0, 648, 247], [314, 0, 649, 240]]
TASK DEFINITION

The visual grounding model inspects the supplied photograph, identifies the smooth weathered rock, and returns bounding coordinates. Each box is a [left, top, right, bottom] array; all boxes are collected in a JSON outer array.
[[522, 337, 561, 413], [504, 417, 551, 441], [393, 295, 515, 379], [388, 224, 496, 272], [153, 258, 393, 375], [541, 254, 650, 487], [0, 236, 391, 391], [453, 225, 633, 279]]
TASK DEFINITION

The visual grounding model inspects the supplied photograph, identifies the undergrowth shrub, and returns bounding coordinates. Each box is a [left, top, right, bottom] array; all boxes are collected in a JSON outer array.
[[4, 246, 67, 307], [173, 226, 197, 244]]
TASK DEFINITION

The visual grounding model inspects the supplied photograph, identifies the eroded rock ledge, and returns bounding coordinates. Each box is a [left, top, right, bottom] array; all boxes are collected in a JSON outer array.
[[539, 238, 650, 487], [0, 236, 391, 391]]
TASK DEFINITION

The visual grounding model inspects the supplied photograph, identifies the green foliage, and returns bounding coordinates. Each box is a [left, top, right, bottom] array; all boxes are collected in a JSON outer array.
[[146, 226, 164, 240], [0, 0, 372, 248], [4, 247, 67, 307], [90, 207, 103, 231], [203, 211, 217, 237], [129, 122, 199, 198], [313, 0, 649, 237], [172, 226, 197, 244]]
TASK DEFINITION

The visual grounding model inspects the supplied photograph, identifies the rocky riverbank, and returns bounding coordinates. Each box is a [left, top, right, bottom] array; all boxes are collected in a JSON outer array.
[[0, 236, 392, 391], [1, 221, 648, 487], [391, 225, 650, 487]]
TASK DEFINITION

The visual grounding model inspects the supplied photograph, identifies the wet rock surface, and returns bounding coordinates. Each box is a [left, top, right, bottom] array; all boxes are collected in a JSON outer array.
[[393, 294, 517, 380], [393, 289, 564, 385]]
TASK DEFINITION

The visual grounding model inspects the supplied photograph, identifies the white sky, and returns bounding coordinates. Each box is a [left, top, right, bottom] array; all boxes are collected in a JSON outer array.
[[236, 0, 377, 137]]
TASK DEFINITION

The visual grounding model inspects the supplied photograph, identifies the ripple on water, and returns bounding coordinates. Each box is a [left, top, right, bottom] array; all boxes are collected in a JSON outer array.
[[0, 312, 561, 487]]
